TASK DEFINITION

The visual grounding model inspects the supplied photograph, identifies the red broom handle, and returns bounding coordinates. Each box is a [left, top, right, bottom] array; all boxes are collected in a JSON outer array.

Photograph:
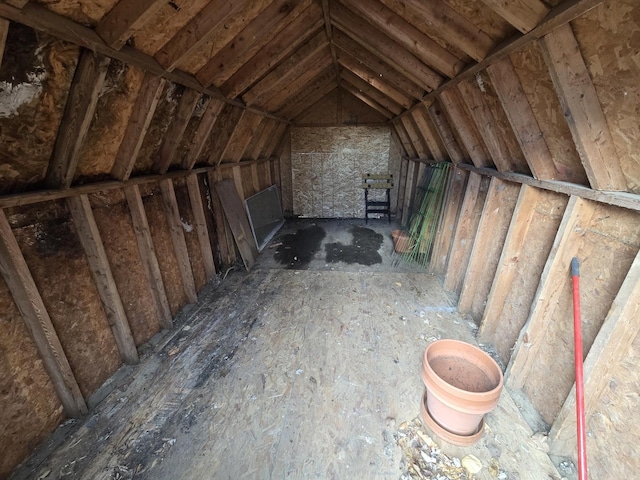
[[571, 257, 588, 480]]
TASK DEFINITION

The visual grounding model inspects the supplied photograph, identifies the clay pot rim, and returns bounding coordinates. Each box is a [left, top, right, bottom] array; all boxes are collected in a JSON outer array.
[[420, 390, 484, 447], [422, 339, 504, 407]]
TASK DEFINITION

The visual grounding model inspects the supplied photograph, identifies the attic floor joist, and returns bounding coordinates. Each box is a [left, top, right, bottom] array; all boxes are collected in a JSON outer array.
[[0, 1, 290, 124]]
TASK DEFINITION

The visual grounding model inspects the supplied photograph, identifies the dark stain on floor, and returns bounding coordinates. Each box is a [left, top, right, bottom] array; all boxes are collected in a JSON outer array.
[[325, 226, 383, 266], [274, 225, 326, 269]]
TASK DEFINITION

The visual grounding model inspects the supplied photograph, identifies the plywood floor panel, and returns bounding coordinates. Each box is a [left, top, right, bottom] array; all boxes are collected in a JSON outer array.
[[11, 262, 561, 480]]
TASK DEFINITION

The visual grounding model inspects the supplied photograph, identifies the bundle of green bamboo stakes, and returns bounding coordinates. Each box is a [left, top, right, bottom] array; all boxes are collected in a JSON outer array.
[[396, 162, 451, 268]]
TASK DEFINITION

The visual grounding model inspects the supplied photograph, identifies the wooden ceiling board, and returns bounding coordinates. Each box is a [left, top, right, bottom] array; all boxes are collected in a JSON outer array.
[[220, 3, 324, 99], [194, 0, 314, 87]]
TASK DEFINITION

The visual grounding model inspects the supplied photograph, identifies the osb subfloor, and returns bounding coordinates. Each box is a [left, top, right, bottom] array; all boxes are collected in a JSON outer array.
[[12, 221, 562, 480]]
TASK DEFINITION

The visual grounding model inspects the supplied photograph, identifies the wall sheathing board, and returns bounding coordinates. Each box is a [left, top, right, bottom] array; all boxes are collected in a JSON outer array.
[[0, 24, 79, 194], [141, 186, 187, 315], [479, 186, 568, 365], [458, 178, 521, 323], [443, 173, 490, 295], [429, 168, 468, 275], [279, 130, 294, 216], [131, 82, 181, 176], [89, 190, 161, 346], [290, 127, 391, 219], [0, 276, 64, 479], [173, 179, 206, 292], [74, 60, 145, 181], [571, 0, 640, 193], [8, 201, 121, 397], [509, 43, 588, 185], [585, 330, 640, 478], [507, 197, 640, 424]]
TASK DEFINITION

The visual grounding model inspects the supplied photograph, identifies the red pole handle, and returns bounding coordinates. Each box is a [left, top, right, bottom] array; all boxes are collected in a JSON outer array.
[[571, 257, 588, 480]]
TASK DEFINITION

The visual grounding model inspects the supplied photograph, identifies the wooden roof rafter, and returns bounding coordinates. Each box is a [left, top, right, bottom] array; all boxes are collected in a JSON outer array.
[[195, 0, 315, 88], [321, 0, 342, 90], [330, 3, 442, 92]]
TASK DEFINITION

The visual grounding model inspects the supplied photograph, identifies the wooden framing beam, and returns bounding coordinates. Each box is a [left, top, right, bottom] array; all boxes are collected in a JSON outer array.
[[182, 98, 225, 170], [457, 163, 640, 213], [220, 111, 265, 164], [220, 2, 324, 99], [540, 24, 626, 191], [0, 209, 88, 418], [66, 194, 139, 364], [392, 119, 417, 158], [111, 72, 166, 181], [321, 0, 341, 89], [444, 172, 488, 294], [0, 17, 8, 67], [399, 115, 429, 159], [506, 195, 596, 389], [458, 177, 521, 320], [153, 88, 202, 174], [4, 0, 27, 8], [340, 83, 394, 120], [395, 157, 408, 220], [429, 168, 468, 274], [95, 0, 166, 50], [244, 118, 275, 160], [331, 3, 442, 91], [478, 185, 544, 343], [439, 89, 491, 168], [46, 50, 110, 189], [206, 104, 245, 166], [186, 174, 216, 281], [377, 0, 493, 63], [275, 68, 335, 118], [340, 69, 404, 116], [155, 0, 270, 73], [242, 31, 329, 106], [263, 123, 289, 159], [479, 0, 550, 34], [340, 0, 463, 78], [285, 81, 337, 121], [195, 0, 314, 88], [262, 55, 334, 112], [337, 51, 413, 109], [487, 57, 559, 180], [427, 101, 466, 164], [159, 179, 198, 304], [549, 249, 640, 455], [332, 31, 424, 101], [394, 0, 606, 122], [411, 104, 447, 162], [123, 185, 172, 330], [457, 79, 516, 172]]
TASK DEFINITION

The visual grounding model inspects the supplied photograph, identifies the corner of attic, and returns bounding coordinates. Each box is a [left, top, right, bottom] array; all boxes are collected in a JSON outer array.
[[1, 0, 639, 478]]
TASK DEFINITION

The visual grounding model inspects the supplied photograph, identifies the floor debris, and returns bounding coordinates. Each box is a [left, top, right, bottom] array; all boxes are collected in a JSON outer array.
[[396, 418, 475, 479]]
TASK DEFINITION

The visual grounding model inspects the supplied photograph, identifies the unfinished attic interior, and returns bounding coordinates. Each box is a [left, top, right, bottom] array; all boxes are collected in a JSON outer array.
[[1, 0, 639, 477]]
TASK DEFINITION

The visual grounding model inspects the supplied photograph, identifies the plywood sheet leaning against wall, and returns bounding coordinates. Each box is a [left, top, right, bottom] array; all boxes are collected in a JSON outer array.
[[506, 196, 640, 424], [549, 249, 640, 478], [458, 178, 520, 323], [478, 186, 568, 365]]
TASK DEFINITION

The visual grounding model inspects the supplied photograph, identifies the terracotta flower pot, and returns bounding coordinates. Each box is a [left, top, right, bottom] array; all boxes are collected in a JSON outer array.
[[391, 229, 412, 253], [421, 339, 503, 436]]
